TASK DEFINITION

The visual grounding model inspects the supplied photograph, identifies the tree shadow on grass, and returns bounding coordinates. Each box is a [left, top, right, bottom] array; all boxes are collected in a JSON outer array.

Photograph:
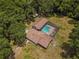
[[68, 19, 79, 25], [24, 18, 35, 25], [60, 42, 76, 59]]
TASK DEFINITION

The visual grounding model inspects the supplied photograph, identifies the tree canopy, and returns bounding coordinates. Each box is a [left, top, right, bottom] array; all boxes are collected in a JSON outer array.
[[69, 23, 79, 59], [0, 0, 79, 59], [0, 38, 12, 59]]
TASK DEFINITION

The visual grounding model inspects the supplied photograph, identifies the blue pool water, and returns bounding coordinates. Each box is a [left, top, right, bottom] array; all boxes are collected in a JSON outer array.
[[41, 25, 50, 33]]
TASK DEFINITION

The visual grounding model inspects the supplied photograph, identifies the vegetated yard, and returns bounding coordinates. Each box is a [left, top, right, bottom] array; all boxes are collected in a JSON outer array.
[[23, 16, 74, 59]]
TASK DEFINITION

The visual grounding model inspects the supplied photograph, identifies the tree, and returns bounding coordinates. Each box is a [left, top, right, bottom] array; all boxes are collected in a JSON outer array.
[[13, 0, 35, 19], [0, 38, 12, 59], [8, 22, 26, 45], [0, 26, 3, 38], [0, 0, 27, 58], [58, 0, 75, 16], [61, 23, 79, 59], [0, 0, 26, 44], [69, 23, 79, 59], [74, 4, 79, 20], [33, 0, 61, 16]]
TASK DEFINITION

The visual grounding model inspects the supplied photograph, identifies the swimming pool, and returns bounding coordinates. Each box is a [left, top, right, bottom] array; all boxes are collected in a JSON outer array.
[[41, 25, 50, 33]]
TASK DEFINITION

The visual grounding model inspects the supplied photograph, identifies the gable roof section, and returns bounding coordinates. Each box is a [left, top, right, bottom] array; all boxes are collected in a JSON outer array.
[[27, 29, 39, 44], [33, 18, 48, 30], [26, 29, 52, 48]]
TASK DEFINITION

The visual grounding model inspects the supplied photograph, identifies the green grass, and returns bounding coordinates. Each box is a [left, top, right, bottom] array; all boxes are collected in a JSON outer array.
[[23, 16, 74, 59]]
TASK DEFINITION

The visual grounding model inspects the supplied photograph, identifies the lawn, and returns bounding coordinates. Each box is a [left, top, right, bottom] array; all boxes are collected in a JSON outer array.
[[23, 16, 74, 59]]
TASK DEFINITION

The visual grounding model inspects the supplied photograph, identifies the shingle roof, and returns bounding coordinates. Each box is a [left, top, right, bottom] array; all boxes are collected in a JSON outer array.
[[27, 29, 52, 48]]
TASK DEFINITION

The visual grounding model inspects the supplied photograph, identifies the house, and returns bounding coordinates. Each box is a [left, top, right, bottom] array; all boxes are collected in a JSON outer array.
[[26, 18, 58, 48]]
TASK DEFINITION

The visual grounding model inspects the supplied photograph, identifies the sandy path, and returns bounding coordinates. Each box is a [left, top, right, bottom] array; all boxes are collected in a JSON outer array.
[[13, 47, 23, 59]]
